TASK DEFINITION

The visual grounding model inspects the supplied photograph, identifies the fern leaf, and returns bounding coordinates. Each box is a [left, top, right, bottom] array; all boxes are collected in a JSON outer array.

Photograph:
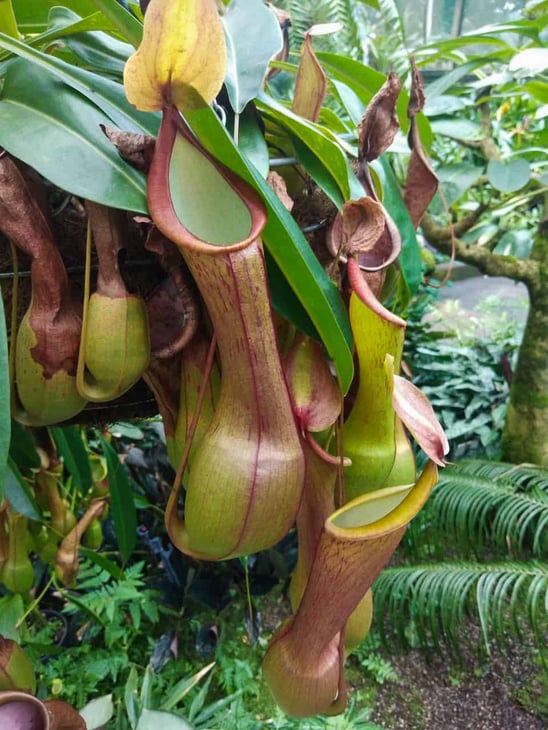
[[408, 462, 548, 559], [373, 561, 548, 656]]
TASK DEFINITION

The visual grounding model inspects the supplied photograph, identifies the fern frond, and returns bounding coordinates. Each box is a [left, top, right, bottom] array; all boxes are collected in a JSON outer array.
[[373, 561, 548, 656], [407, 462, 548, 559], [276, 0, 368, 60], [371, 0, 410, 77], [456, 459, 548, 493]]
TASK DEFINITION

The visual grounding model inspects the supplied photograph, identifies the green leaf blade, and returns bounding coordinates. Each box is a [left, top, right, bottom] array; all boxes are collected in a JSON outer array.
[[5, 459, 41, 520], [0, 58, 149, 212], [374, 157, 422, 306], [222, 0, 283, 114], [50, 426, 93, 495], [91, 0, 142, 47], [100, 437, 137, 563]]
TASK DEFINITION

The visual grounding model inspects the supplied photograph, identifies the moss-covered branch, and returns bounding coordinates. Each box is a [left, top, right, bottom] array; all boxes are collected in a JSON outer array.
[[420, 213, 537, 284]]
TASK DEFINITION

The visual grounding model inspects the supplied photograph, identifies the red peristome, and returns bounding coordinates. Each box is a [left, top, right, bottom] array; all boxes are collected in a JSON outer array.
[[148, 106, 266, 255], [347, 257, 405, 328]]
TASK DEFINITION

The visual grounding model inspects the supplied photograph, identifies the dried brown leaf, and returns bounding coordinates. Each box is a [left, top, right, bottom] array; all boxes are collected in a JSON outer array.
[[358, 73, 401, 162], [326, 197, 385, 259], [403, 60, 438, 228], [101, 125, 156, 173], [292, 33, 327, 122], [267, 171, 294, 212]]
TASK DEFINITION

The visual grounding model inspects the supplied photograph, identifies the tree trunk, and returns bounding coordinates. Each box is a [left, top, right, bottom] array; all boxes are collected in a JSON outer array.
[[501, 226, 548, 467]]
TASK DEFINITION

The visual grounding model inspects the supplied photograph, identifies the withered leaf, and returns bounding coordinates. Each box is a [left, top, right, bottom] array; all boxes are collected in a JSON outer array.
[[145, 227, 200, 358], [356, 213, 402, 272], [266, 4, 291, 81], [403, 59, 438, 228], [407, 57, 425, 119], [292, 32, 327, 122], [358, 72, 401, 163], [101, 125, 156, 173], [326, 197, 385, 259], [267, 171, 294, 212]]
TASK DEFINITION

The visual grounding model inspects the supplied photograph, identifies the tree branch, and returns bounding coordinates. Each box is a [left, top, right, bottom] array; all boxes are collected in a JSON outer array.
[[421, 206, 487, 243], [421, 213, 537, 283]]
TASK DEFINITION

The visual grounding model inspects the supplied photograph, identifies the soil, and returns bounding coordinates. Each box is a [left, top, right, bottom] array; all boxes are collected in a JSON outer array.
[[365, 641, 546, 730], [258, 591, 547, 730]]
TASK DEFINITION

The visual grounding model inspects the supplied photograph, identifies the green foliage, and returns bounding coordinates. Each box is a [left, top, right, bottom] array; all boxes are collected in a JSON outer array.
[[353, 642, 398, 686], [0, 11, 357, 388], [59, 559, 170, 650], [404, 291, 523, 458], [29, 560, 185, 712], [101, 436, 137, 563], [416, 460, 548, 559], [276, 0, 368, 60], [373, 460, 548, 656]]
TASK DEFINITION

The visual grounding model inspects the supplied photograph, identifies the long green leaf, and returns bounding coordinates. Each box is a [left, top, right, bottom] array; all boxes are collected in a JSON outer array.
[[9, 421, 40, 470], [91, 0, 142, 48], [0, 33, 159, 134], [100, 437, 136, 563], [5, 458, 41, 520], [12, 0, 97, 32], [257, 92, 352, 201], [0, 0, 18, 37], [290, 134, 345, 209], [192, 688, 244, 725], [0, 285, 10, 498], [50, 426, 93, 495], [0, 9, 126, 63], [222, 0, 282, 114], [47, 6, 133, 76], [373, 157, 422, 307], [184, 105, 354, 393], [0, 58, 149, 212], [160, 662, 216, 712]]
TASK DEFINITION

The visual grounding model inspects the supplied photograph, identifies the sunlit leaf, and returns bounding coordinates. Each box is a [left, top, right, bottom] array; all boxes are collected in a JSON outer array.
[[430, 117, 483, 141], [223, 0, 282, 114], [12, 0, 96, 33], [0, 57, 149, 212], [79, 694, 114, 730], [487, 159, 531, 193], [0, 0, 18, 37], [136, 709, 193, 730], [509, 47, 548, 75]]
